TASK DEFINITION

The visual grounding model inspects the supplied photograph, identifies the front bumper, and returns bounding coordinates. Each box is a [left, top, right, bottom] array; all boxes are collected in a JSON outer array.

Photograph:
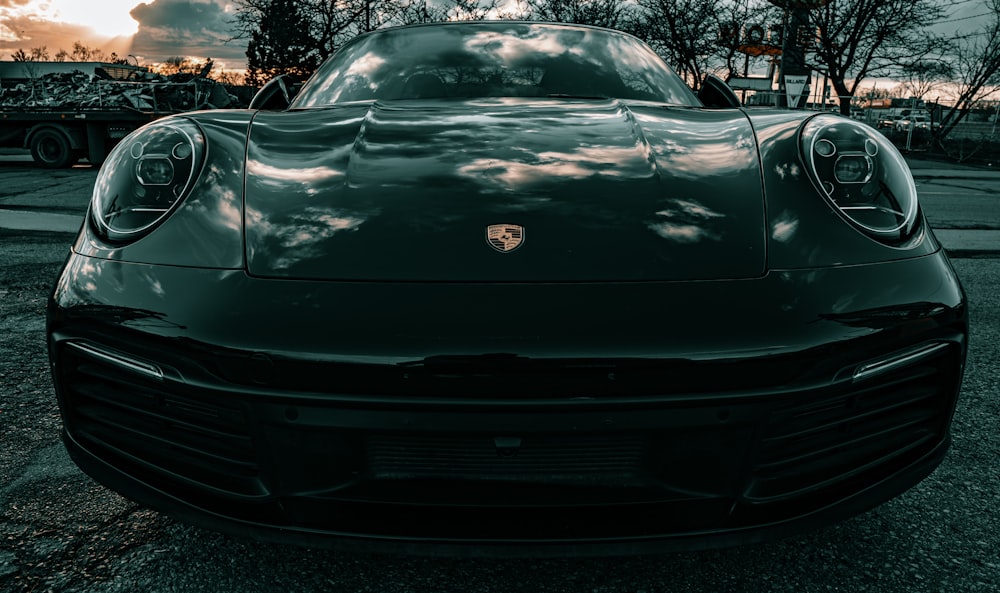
[[48, 251, 967, 555]]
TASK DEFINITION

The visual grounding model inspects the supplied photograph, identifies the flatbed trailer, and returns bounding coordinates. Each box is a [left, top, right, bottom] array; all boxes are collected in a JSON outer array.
[[0, 64, 241, 168], [0, 107, 167, 167]]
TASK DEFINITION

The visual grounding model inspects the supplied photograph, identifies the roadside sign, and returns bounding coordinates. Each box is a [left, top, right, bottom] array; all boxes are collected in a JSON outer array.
[[784, 74, 809, 108]]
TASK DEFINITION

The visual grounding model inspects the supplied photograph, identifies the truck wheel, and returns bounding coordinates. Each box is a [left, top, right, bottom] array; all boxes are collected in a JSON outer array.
[[30, 129, 78, 168]]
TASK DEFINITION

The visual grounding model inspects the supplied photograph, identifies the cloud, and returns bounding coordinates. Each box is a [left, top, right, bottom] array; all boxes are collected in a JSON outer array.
[[128, 0, 246, 67], [0, 13, 132, 57], [1, 0, 246, 68]]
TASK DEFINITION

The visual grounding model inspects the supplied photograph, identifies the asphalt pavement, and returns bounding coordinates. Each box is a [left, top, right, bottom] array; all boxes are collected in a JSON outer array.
[[0, 210, 82, 234], [906, 157, 1000, 257]]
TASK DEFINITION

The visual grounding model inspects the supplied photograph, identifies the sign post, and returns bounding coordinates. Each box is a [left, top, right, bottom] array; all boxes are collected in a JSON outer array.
[[767, 0, 829, 108]]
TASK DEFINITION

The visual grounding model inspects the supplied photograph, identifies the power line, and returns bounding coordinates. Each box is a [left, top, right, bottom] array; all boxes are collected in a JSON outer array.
[[935, 11, 996, 23]]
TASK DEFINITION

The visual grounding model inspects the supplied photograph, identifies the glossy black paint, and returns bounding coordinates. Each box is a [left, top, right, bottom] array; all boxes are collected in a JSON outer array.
[[51, 252, 964, 362], [49, 21, 967, 555], [244, 101, 766, 281], [49, 248, 966, 552]]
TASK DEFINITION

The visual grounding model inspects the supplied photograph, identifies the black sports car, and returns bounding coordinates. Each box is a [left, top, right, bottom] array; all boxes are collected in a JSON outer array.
[[48, 21, 967, 555]]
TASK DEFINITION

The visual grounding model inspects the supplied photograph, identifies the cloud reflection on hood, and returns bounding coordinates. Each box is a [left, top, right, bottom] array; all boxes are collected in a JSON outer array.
[[647, 198, 726, 244], [246, 205, 374, 271]]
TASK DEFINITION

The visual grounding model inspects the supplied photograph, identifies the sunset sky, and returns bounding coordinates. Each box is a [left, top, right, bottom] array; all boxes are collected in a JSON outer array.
[[0, 0, 993, 75], [0, 0, 247, 72]]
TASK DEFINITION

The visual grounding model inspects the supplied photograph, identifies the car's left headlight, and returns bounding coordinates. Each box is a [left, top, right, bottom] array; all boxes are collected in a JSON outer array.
[[799, 114, 919, 245], [90, 117, 206, 243]]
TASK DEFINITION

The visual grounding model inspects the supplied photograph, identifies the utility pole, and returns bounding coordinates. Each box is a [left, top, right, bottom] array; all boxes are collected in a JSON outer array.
[[906, 96, 917, 151]]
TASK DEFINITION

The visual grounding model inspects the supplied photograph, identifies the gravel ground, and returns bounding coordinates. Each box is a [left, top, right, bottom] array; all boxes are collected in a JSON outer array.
[[0, 228, 997, 593]]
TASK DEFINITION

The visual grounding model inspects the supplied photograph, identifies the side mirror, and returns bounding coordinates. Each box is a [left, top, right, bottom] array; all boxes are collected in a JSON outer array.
[[250, 74, 302, 110], [697, 74, 741, 109]]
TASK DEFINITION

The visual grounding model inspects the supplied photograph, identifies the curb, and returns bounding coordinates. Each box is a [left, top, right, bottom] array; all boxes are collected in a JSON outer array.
[[909, 170, 1000, 181]]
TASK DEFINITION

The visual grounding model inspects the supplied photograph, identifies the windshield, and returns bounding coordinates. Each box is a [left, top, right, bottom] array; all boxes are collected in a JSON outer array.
[[292, 22, 699, 107]]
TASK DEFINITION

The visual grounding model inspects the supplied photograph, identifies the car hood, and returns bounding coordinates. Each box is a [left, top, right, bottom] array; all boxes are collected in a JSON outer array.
[[244, 99, 766, 282]]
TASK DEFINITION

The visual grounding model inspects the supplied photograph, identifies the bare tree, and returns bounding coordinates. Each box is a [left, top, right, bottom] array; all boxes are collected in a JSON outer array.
[[713, 0, 781, 81], [450, 0, 530, 20], [239, 0, 323, 86], [935, 0, 1000, 143], [50, 42, 110, 63], [631, 0, 778, 90], [525, 0, 631, 28], [632, 0, 719, 88], [10, 47, 50, 62], [234, 0, 363, 71], [234, 0, 538, 82], [69, 41, 108, 62], [898, 59, 953, 100], [807, 0, 950, 115], [156, 56, 216, 77]]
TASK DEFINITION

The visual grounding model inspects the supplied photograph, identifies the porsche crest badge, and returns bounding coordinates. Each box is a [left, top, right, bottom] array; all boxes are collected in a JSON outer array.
[[486, 224, 525, 253]]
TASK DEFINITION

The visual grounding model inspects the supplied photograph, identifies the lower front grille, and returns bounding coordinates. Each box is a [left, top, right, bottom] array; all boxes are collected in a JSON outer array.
[[54, 336, 963, 542], [368, 434, 646, 484], [747, 343, 961, 506], [58, 343, 264, 497]]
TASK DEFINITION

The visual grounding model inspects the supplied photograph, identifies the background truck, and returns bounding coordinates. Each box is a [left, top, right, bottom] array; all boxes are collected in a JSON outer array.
[[0, 61, 243, 168]]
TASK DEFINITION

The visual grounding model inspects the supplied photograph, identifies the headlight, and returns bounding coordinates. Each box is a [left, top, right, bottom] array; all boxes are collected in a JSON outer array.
[[91, 118, 206, 242], [800, 115, 919, 245]]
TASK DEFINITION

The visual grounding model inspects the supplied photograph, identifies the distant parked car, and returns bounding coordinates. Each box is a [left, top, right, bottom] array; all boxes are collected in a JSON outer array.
[[895, 115, 933, 132], [878, 114, 903, 129]]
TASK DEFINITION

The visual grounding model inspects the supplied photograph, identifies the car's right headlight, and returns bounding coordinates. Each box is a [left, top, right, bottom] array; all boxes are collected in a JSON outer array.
[[799, 114, 920, 246], [90, 117, 206, 243]]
